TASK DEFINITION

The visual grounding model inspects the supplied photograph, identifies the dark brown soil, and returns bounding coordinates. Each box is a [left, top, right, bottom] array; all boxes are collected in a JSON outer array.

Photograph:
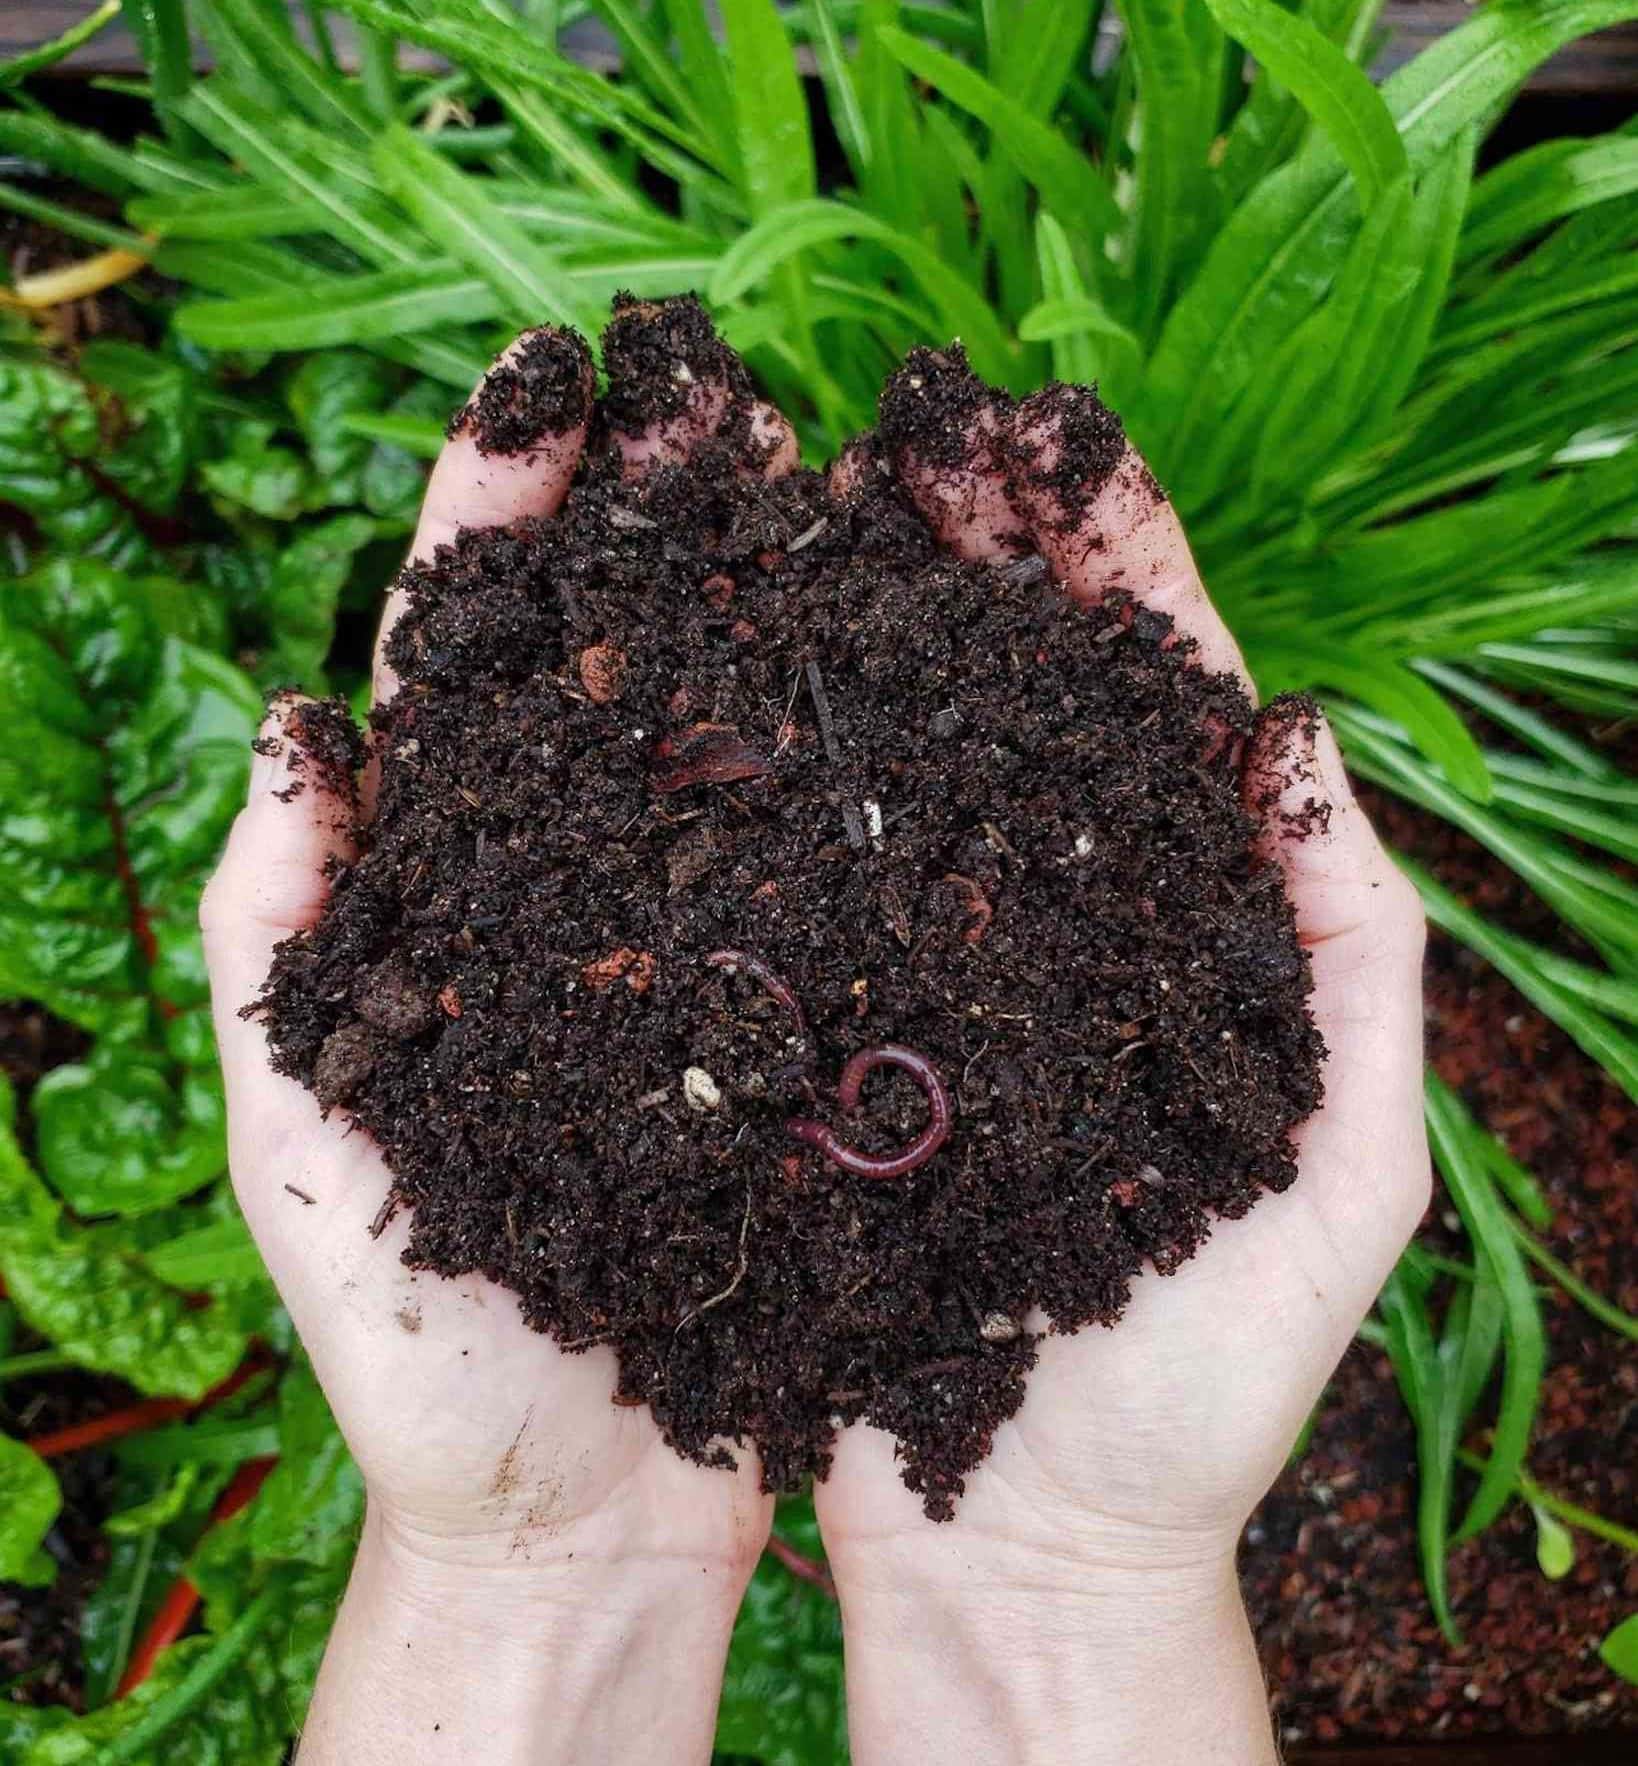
[[1247, 795, 1638, 1746], [257, 302, 1323, 1518]]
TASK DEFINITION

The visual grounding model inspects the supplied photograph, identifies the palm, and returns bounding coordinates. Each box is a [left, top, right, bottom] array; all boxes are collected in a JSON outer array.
[[203, 323, 800, 1574], [230, 1092, 768, 1570]]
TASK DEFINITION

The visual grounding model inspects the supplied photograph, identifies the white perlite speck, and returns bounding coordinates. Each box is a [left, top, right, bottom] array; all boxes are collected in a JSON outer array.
[[682, 1067, 722, 1112]]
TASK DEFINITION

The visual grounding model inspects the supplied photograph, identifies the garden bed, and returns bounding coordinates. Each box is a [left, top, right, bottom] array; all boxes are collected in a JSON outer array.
[[1254, 795, 1638, 1749]]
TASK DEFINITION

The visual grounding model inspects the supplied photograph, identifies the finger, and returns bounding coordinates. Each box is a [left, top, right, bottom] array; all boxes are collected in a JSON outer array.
[[1008, 384, 1253, 688], [200, 695, 362, 1187], [1243, 696, 1430, 1286], [600, 292, 797, 478], [373, 326, 594, 703], [874, 345, 1028, 560]]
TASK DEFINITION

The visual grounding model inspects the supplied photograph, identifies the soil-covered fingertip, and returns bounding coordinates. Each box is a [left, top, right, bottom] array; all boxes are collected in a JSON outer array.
[[876, 342, 1012, 471], [1008, 380, 1142, 535], [599, 291, 754, 437], [448, 326, 596, 457]]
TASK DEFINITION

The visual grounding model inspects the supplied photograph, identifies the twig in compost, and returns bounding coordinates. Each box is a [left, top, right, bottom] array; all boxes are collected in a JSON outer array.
[[675, 1188, 753, 1332], [804, 659, 866, 851], [788, 1044, 953, 1180]]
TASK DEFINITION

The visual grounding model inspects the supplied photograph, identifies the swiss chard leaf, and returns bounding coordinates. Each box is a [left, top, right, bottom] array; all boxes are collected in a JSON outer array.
[[0, 1078, 248, 1398], [0, 1430, 61, 1586]]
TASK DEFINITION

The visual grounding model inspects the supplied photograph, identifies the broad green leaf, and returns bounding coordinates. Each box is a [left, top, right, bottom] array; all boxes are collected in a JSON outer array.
[[1462, 136, 1638, 261], [0, 1078, 247, 1398], [0, 560, 259, 1033], [0, 1431, 60, 1586], [372, 124, 598, 333], [874, 24, 1118, 241], [139, 1210, 267, 1292], [33, 1044, 225, 1217], [177, 265, 499, 353], [79, 340, 200, 516], [1602, 1612, 1638, 1684], [1204, 0, 1407, 209]]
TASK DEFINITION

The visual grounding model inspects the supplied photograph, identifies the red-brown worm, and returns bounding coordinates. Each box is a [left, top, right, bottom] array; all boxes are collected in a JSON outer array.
[[787, 1043, 952, 1179], [705, 949, 807, 1036]]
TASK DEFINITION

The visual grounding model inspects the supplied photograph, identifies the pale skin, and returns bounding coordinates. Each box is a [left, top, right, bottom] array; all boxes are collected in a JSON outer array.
[[201, 327, 1428, 1764]]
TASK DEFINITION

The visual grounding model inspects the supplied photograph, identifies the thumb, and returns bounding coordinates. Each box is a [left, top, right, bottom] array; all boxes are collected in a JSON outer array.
[[200, 693, 360, 1161], [1243, 696, 1430, 1292]]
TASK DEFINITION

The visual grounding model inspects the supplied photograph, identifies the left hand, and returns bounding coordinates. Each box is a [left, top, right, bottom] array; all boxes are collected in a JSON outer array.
[[200, 318, 799, 1764]]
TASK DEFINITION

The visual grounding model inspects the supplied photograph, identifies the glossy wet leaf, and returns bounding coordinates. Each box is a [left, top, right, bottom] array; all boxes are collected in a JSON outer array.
[[0, 1431, 61, 1586], [0, 1078, 247, 1397], [1602, 1612, 1638, 1685]]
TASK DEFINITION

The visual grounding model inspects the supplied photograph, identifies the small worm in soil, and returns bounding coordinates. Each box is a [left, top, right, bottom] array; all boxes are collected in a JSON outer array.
[[942, 872, 993, 944], [705, 949, 807, 1037], [788, 1043, 952, 1179]]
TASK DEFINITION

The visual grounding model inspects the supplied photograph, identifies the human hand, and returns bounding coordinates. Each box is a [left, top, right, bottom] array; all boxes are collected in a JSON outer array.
[[813, 362, 1429, 1764], [200, 320, 798, 1764]]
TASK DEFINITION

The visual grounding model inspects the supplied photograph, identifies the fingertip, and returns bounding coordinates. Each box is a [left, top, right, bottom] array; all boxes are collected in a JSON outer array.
[[1244, 695, 1420, 946], [205, 693, 361, 951], [748, 399, 799, 477], [875, 344, 1026, 560], [1009, 385, 1252, 685], [599, 292, 762, 475]]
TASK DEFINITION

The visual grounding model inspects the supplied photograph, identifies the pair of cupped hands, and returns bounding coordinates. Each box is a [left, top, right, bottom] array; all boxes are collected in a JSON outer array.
[[201, 318, 1428, 1764]]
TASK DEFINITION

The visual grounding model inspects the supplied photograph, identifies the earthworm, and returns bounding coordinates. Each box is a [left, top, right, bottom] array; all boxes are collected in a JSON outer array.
[[787, 1043, 952, 1179], [705, 948, 807, 1037]]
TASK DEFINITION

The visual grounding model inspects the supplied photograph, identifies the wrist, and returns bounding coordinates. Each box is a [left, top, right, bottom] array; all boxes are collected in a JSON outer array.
[[298, 1501, 750, 1765], [830, 1539, 1274, 1766]]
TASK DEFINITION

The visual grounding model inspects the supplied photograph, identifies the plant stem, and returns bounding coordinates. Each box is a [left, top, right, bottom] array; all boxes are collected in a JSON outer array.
[[1508, 1216, 1638, 1343], [102, 1578, 286, 1763], [0, 1349, 73, 1381], [1456, 1449, 1638, 1555]]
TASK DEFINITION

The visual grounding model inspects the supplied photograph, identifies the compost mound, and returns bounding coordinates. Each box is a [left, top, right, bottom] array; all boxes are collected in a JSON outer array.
[[259, 298, 1324, 1517]]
